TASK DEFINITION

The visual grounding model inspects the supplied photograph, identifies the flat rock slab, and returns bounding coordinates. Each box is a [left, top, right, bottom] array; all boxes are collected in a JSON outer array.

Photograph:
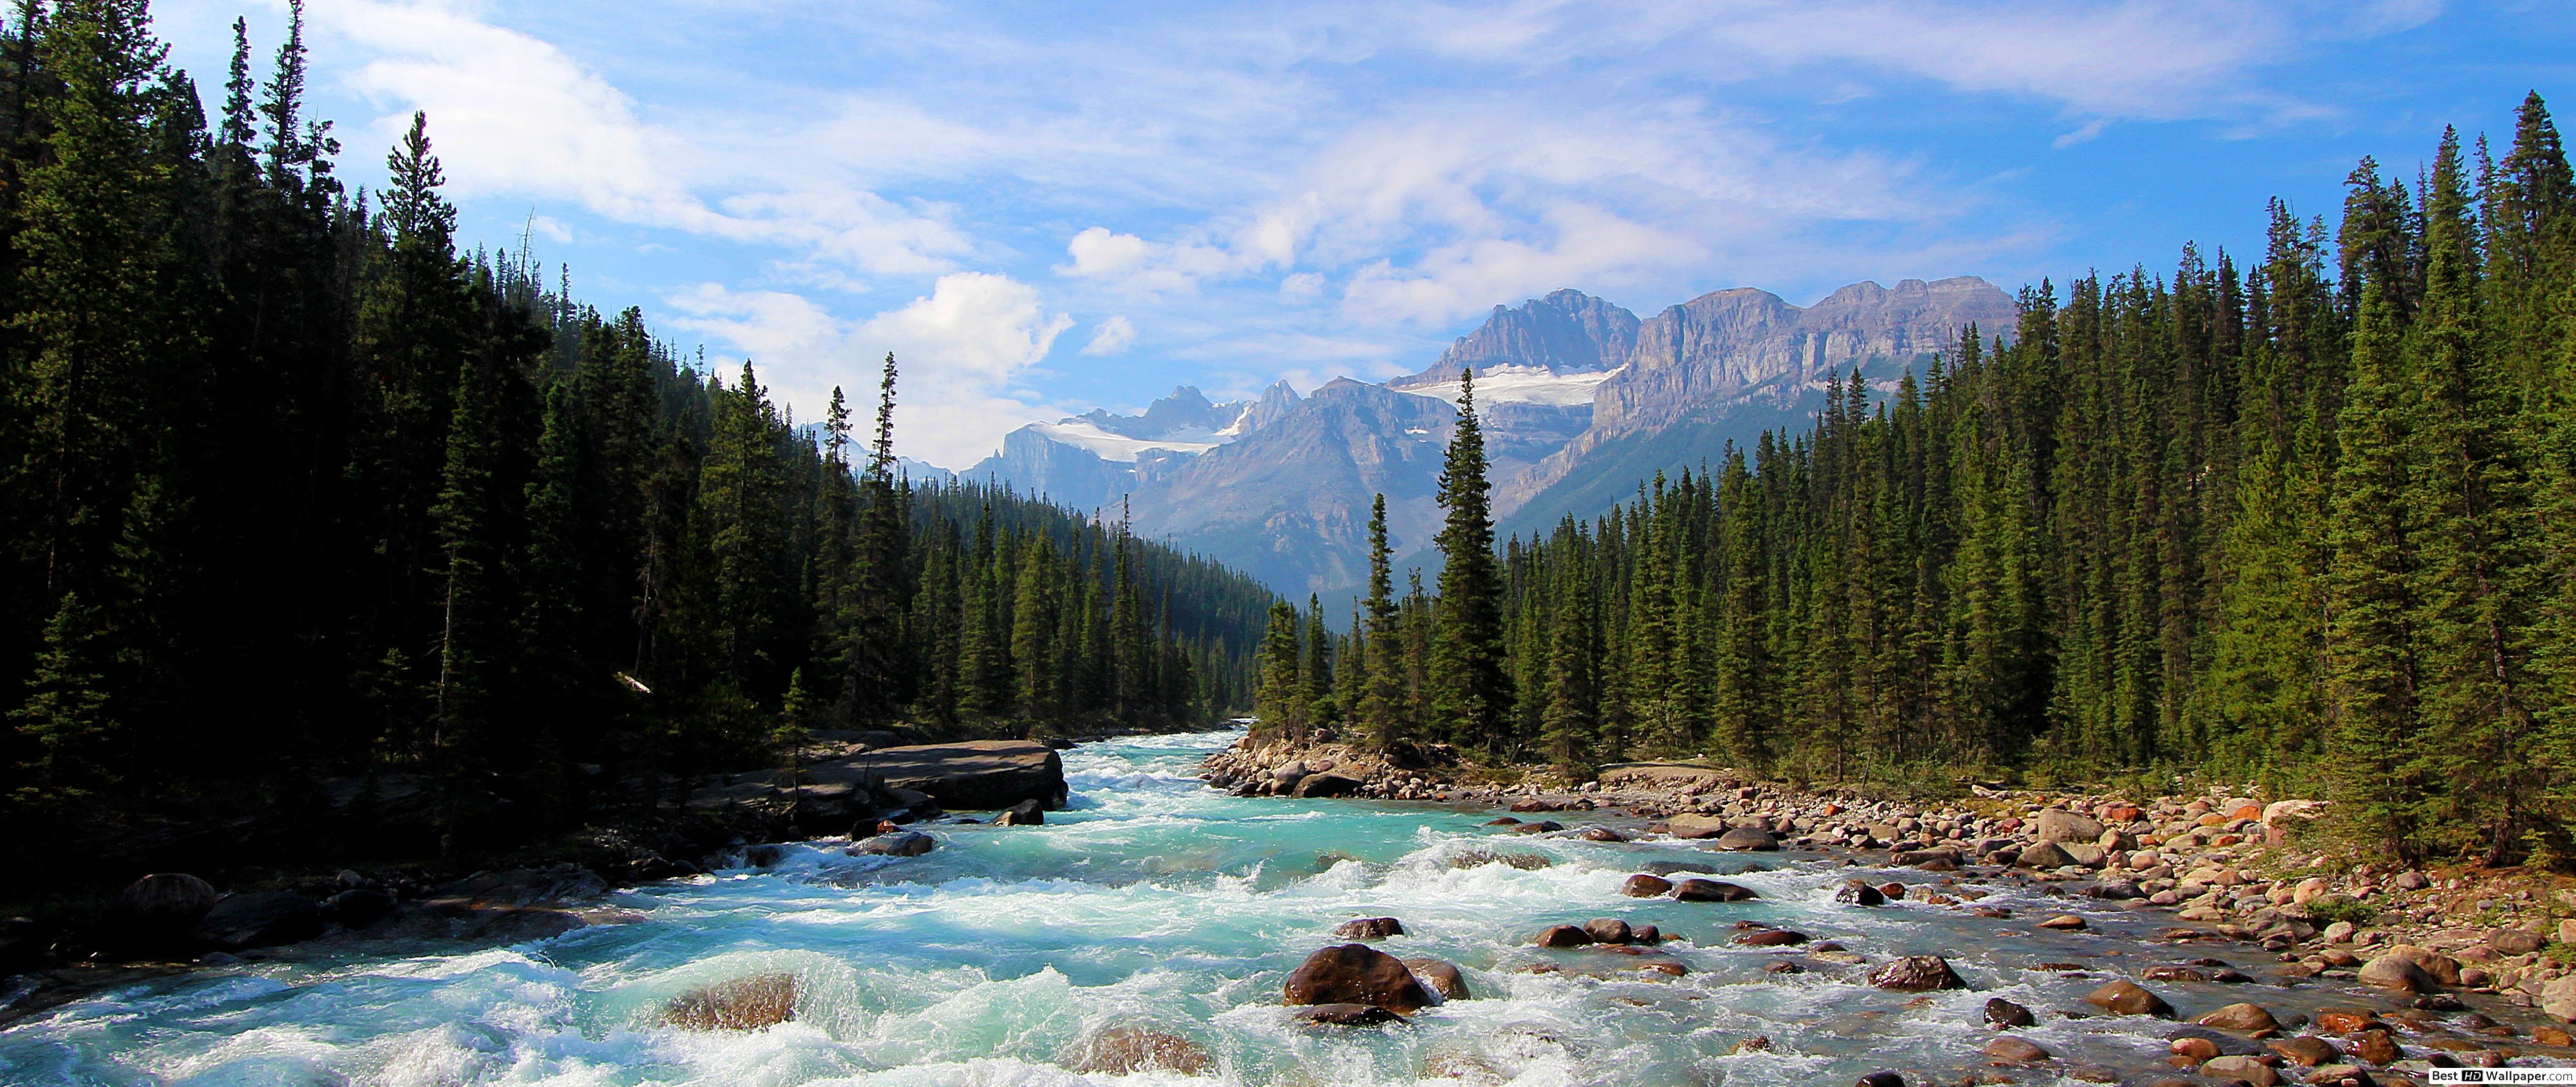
[[806, 740, 1067, 811]]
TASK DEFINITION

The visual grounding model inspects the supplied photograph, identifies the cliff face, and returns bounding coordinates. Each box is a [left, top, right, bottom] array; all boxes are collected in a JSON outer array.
[[1499, 277, 2017, 518], [1399, 288, 1641, 384]]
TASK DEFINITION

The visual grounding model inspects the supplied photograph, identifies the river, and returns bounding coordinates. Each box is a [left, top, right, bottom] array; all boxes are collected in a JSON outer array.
[[0, 729, 2408, 1085]]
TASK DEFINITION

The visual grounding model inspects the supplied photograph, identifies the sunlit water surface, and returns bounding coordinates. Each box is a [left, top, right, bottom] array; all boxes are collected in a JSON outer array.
[[0, 730, 2377, 1085]]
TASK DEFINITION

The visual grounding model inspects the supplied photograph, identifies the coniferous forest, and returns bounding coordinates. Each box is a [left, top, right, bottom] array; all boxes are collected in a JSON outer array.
[[1260, 94, 2576, 867], [0, 2, 1268, 872]]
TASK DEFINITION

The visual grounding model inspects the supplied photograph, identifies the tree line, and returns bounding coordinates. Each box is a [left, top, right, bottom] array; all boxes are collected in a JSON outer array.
[[1258, 93, 2576, 866], [0, 1, 1265, 864]]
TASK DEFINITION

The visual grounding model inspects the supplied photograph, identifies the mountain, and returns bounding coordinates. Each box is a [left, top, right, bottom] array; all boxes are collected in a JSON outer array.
[[957, 277, 2018, 597], [960, 386, 1250, 514], [1496, 276, 2018, 534]]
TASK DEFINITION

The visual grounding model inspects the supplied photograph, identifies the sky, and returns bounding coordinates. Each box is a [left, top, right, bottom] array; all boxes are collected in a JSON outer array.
[[149, 0, 2576, 469]]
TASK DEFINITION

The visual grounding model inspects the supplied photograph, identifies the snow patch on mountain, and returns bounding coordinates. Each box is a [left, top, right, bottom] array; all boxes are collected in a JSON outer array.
[[1392, 364, 1617, 408]]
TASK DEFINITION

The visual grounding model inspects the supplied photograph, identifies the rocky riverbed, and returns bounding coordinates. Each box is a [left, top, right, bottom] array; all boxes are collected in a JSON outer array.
[[1205, 732, 2576, 1084], [6, 727, 2573, 1086]]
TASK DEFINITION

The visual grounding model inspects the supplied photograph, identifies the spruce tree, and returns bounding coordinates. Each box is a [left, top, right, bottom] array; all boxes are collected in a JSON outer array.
[[1429, 368, 1511, 754], [1357, 494, 1409, 748]]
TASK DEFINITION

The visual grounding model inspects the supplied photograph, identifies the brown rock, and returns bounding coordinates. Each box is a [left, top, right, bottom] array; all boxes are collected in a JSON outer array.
[[2202, 1054, 2280, 1085], [1870, 955, 1967, 991], [2268, 1037, 2337, 1067], [2312, 1008, 2378, 1034], [1856, 1074, 1906, 1087], [1735, 928, 1809, 947], [2198, 1002, 2283, 1032], [1582, 918, 1634, 945], [1664, 814, 1730, 839], [2304, 1065, 2376, 1087], [1334, 916, 1404, 940], [2040, 914, 2088, 930], [1714, 826, 1780, 851], [2535, 1026, 2574, 1047], [1535, 924, 1592, 949], [1984, 997, 2036, 1028], [1671, 878, 1758, 902], [1835, 879, 1887, 906], [2172, 1037, 2222, 1061], [1621, 874, 1674, 897], [1069, 1026, 1212, 1075], [1293, 1002, 1405, 1027], [1283, 944, 1433, 1014], [2490, 928, 2547, 955], [2356, 953, 2435, 993], [1985, 1037, 2051, 1063], [2349, 1030, 2401, 1065], [995, 798, 1046, 825], [2085, 979, 2176, 1018], [1402, 957, 1471, 1000], [661, 973, 798, 1031]]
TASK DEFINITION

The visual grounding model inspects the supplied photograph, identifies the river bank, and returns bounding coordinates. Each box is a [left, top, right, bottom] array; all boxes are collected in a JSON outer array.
[[5, 727, 2572, 1086], [1204, 733, 2576, 1077]]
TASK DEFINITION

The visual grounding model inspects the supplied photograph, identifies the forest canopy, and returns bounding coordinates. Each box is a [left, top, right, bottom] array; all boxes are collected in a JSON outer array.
[[1260, 93, 2576, 868], [0, 1, 1271, 868]]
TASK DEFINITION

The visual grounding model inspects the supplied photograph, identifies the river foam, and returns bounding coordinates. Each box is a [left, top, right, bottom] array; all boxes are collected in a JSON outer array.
[[0, 729, 2389, 1085]]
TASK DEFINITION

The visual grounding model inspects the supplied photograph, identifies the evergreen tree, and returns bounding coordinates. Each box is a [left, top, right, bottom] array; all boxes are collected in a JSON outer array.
[[1429, 368, 1512, 754]]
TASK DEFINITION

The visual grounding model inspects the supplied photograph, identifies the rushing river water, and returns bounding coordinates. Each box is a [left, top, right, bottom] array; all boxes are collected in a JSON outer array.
[[0, 729, 2436, 1085]]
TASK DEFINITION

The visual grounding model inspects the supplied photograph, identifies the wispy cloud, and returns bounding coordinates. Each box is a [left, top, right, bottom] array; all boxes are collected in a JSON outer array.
[[160, 0, 2524, 466]]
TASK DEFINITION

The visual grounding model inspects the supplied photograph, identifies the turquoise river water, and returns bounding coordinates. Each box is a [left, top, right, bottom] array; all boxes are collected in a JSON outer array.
[[0, 729, 2394, 1085]]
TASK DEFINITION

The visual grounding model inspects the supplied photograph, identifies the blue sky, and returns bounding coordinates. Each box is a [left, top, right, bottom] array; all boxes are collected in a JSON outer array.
[[151, 1, 2575, 468]]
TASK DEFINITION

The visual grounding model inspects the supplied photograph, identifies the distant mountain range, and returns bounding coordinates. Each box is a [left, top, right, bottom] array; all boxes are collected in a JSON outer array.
[[953, 277, 2018, 596]]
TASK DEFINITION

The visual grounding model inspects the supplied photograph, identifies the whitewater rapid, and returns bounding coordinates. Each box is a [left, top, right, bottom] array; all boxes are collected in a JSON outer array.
[[0, 729, 2354, 1085]]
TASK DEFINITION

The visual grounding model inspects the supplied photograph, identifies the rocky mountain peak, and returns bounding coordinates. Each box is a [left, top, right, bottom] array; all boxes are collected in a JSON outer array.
[[1397, 288, 1640, 386]]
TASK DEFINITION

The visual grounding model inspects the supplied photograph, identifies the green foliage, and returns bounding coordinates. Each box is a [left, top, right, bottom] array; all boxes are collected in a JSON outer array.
[[2302, 895, 2377, 927], [0, 11, 1268, 865]]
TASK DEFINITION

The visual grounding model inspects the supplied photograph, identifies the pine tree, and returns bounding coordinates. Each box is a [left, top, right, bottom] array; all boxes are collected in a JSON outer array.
[[1430, 368, 1512, 754], [2324, 284, 2428, 860], [1301, 593, 1336, 731], [1254, 599, 1303, 739], [1356, 494, 1409, 748]]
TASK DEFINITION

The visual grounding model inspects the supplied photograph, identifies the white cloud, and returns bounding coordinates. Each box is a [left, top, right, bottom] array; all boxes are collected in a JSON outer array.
[[1081, 316, 1138, 356], [660, 274, 1075, 468], [311, 0, 972, 282]]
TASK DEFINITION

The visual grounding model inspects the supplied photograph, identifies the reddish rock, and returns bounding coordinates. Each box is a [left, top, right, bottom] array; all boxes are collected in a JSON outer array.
[[1283, 944, 1433, 1014]]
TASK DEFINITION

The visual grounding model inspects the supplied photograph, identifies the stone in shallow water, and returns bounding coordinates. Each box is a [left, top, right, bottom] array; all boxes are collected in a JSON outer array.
[[1293, 1002, 1405, 1027], [1284, 943, 1431, 1014], [1834, 879, 1886, 906], [1869, 955, 1965, 991], [2084, 979, 2174, 1018], [1714, 826, 1779, 851], [1068, 1025, 1211, 1075], [1334, 916, 1403, 940], [1622, 874, 1673, 897], [2197, 1002, 2280, 1032], [1984, 1036, 2050, 1063], [1534, 924, 1591, 949], [1402, 957, 1470, 999], [1984, 997, 2036, 1028], [851, 830, 935, 857], [1671, 878, 1757, 902], [660, 973, 797, 1031]]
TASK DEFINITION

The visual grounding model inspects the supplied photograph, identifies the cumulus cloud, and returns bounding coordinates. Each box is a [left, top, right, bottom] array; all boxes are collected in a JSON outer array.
[[659, 274, 1075, 468], [1081, 316, 1138, 356]]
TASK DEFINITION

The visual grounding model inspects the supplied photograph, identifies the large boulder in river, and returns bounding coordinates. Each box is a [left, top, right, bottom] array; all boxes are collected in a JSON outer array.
[[1334, 917, 1404, 940], [1068, 1025, 1213, 1075], [195, 891, 322, 950], [852, 830, 936, 857], [995, 799, 1045, 826], [1283, 943, 1432, 1014], [660, 973, 798, 1030], [1293, 772, 1362, 798], [403, 864, 623, 942], [107, 873, 218, 954], [803, 740, 1067, 811], [1870, 955, 1967, 991], [2035, 808, 2105, 843], [2083, 979, 2175, 1018], [1714, 826, 1780, 851]]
